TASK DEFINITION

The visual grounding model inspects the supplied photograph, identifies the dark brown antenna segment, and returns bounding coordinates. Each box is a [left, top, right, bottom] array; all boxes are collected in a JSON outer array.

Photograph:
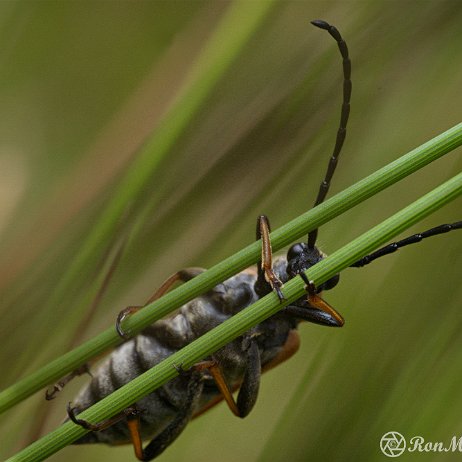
[[350, 221, 462, 267], [308, 19, 352, 249]]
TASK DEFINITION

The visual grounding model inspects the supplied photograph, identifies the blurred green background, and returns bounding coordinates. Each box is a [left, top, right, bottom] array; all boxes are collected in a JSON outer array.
[[1, 1, 461, 461]]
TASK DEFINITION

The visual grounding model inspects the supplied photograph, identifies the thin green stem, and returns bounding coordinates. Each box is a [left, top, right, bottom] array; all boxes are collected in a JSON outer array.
[[0, 123, 461, 415], [8, 172, 462, 462]]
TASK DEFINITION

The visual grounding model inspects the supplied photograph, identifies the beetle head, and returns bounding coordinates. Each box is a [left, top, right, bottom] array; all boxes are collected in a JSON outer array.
[[286, 242, 340, 292]]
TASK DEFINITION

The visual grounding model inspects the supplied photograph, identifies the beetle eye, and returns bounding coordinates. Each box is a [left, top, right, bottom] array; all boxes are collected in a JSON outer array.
[[287, 243, 306, 260]]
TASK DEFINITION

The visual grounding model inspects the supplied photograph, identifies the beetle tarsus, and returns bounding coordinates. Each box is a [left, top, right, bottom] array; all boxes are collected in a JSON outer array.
[[116, 305, 142, 339], [45, 364, 91, 400], [67, 402, 144, 433]]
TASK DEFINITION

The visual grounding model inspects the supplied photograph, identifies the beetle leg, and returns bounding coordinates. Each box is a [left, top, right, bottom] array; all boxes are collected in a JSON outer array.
[[235, 335, 261, 417], [144, 268, 205, 304], [192, 334, 261, 418], [172, 360, 242, 416], [116, 305, 143, 339], [193, 331, 300, 419], [45, 364, 92, 400], [116, 268, 205, 338], [66, 402, 141, 432], [283, 274, 344, 327], [127, 371, 203, 461], [254, 215, 285, 301], [196, 359, 241, 417]]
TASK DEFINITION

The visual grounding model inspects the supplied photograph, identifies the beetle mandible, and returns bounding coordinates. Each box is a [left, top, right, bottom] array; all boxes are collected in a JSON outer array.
[[59, 20, 462, 461]]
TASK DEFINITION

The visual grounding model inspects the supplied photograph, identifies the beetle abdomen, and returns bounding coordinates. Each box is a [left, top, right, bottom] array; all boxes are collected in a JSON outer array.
[[71, 259, 291, 445]]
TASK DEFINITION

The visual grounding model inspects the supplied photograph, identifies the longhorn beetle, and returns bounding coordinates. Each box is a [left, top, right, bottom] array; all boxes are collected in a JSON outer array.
[[61, 20, 462, 461]]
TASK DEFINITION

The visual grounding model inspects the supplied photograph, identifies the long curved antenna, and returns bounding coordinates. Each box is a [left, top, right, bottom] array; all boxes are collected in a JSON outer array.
[[351, 221, 462, 267], [308, 19, 352, 249]]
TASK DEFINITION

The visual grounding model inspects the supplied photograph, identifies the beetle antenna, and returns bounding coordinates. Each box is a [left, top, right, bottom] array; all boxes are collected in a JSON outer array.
[[351, 221, 462, 267], [308, 19, 351, 249]]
